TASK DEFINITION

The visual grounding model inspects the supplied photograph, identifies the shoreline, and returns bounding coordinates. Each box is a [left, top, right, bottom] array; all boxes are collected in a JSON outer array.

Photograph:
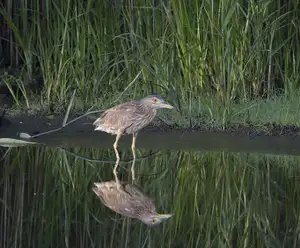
[[1, 114, 300, 156]]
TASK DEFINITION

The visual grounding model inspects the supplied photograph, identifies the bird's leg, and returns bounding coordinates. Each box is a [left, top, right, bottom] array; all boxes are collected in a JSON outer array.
[[113, 131, 122, 189], [131, 133, 137, 183]]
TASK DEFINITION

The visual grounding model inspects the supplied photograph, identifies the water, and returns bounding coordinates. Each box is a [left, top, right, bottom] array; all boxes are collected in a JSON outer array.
[[3, 115, 300, 155], [1, 116, 300, 247]]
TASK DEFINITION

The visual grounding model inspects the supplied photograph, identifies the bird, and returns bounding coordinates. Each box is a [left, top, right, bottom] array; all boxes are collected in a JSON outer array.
[[93, 95, 173, 187], [92, 181, 172, 226]]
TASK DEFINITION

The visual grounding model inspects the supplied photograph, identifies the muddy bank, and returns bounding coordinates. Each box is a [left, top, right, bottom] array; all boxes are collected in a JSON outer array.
[[1, 113, 300, 156]]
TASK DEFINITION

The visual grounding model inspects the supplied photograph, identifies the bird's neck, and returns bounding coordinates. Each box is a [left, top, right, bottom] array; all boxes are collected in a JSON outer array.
[[142, 104, 157, 114]]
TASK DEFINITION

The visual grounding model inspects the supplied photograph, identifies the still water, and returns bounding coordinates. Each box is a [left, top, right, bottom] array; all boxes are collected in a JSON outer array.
[[1, 117, 300, 247]]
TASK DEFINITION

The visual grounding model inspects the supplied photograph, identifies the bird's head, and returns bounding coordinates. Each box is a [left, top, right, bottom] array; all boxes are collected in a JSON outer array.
[[139, 213, 173, 226], [140, 95, 173, 109]]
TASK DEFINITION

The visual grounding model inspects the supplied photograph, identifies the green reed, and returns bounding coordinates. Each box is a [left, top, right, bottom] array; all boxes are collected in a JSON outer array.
[[1, 0, 300, 126], [1, 146, 300, 247]]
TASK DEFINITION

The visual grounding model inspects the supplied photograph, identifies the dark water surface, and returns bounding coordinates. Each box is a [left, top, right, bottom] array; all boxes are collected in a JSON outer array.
[[2, 115, 300, 155], [1, 116, 300, 247]]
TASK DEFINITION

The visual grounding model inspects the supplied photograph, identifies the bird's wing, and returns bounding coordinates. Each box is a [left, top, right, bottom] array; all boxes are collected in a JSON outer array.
[[94, 182, 143, 217], [124, 184, 156, 209], [118, 186, 152, 218], [93, 101, 140, 130], [124, 184, 147, 198]]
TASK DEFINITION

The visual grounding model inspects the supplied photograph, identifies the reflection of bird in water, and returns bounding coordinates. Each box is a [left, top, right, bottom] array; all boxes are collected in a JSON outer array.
[[92, 181, 172, 226], [93, 95, 173, 187]]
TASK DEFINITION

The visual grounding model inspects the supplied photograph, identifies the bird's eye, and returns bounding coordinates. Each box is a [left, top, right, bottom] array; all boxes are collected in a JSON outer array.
[[152, 219, 156, 224], [152, 98, 157, 103]]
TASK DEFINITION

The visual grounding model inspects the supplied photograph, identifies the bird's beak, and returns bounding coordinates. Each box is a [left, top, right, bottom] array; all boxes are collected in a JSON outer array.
[[157, 213, 173, 220], [160, 102, 174, 109]]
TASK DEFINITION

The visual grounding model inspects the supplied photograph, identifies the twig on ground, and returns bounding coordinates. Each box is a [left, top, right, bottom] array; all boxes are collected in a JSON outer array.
[[59, 147, 161, 165]]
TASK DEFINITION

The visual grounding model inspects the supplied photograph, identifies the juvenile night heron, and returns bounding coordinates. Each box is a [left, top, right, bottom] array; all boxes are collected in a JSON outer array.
[[92, 181, 172, 226], [93, 95, 173, 186]]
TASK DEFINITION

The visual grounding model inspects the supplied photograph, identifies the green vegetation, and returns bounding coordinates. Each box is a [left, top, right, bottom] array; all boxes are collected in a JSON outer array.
[[1, 1, 300, 247], [1, 0, 300, 129], [1, 147, 300, 247]]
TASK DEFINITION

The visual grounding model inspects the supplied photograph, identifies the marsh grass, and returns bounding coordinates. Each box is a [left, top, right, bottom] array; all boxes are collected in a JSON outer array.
[[1, 0, 300, 128], [6, 89, 300, 133], [1, 147, 300, 247], [2, 1, 300, 247]]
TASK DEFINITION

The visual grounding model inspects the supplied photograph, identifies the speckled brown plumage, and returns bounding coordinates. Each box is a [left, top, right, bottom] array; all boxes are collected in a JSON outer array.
[[93, 100, 156, 135], [93, 95, 173, 186], [93, 181, 172, 226]]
